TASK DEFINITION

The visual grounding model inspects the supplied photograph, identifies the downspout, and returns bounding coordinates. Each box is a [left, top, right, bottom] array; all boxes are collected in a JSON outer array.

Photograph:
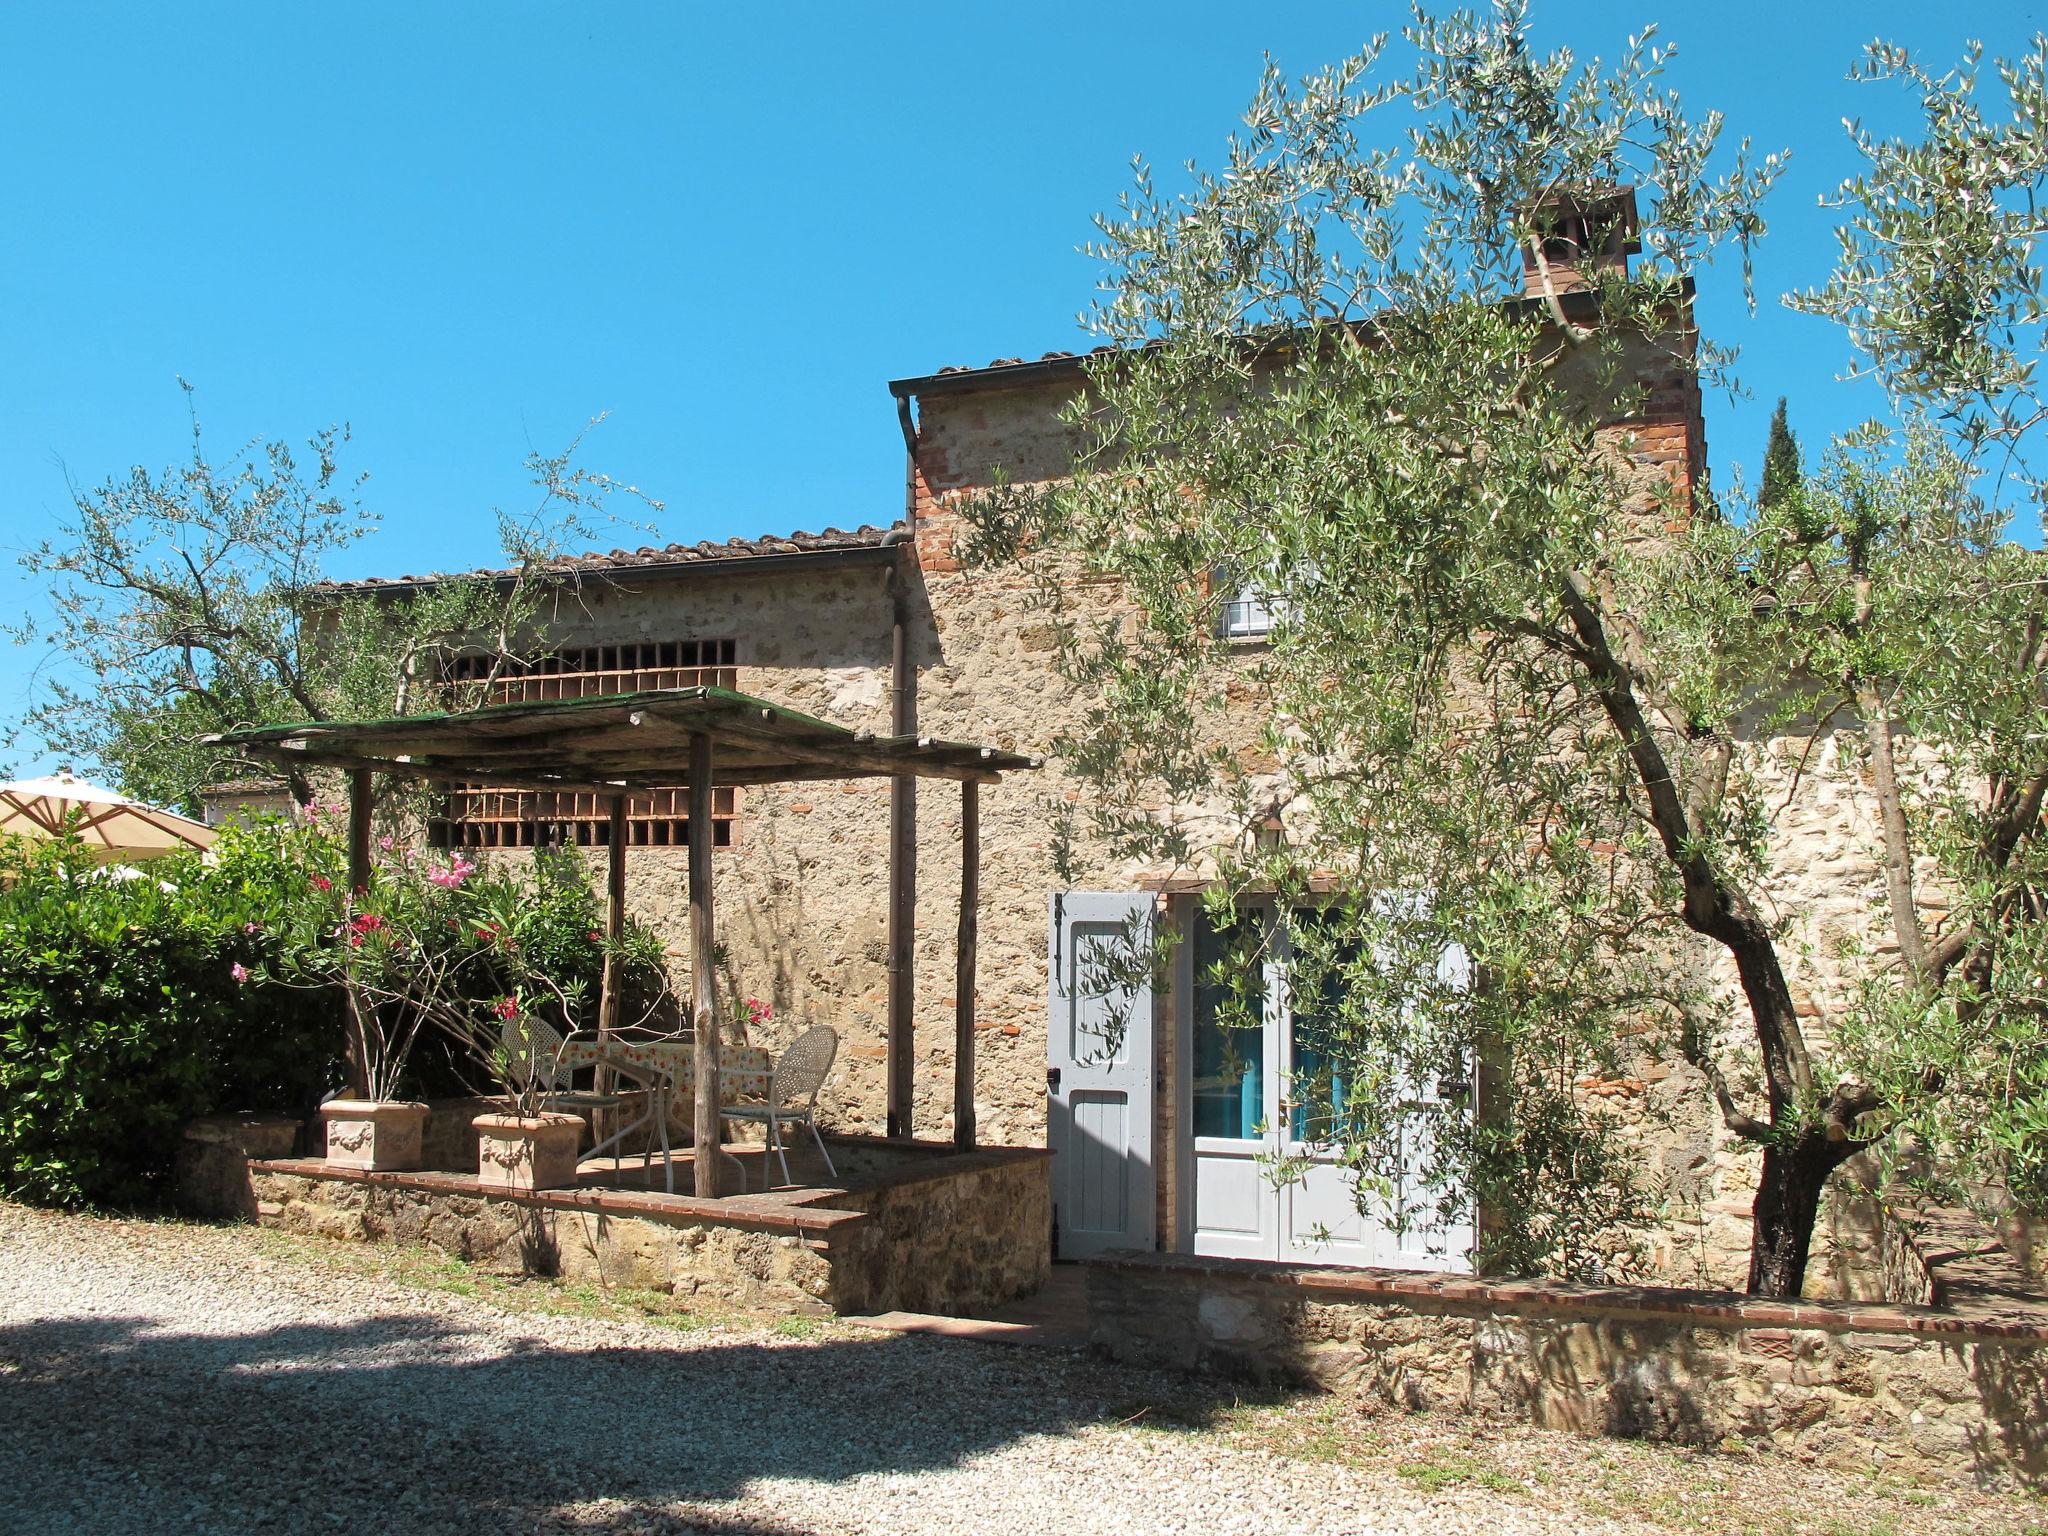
[[883, 396, 920, 1139]]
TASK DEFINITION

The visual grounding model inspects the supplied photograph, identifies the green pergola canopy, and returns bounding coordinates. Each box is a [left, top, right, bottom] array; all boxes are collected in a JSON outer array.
[[206, 686, 1038, 793]]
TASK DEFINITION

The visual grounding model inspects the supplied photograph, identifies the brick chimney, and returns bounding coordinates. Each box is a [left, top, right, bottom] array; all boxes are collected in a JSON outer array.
[[1519, 184, 1641, 297]]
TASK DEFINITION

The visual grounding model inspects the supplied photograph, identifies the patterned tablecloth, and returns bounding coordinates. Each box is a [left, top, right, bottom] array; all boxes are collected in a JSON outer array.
[[558, 1036, 773, 1102]]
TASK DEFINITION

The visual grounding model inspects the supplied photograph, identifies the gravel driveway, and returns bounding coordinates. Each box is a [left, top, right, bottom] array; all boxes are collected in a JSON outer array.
[[0, 1203, 2034, 1536]]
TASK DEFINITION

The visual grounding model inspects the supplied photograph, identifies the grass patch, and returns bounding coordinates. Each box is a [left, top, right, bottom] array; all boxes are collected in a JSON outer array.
[[1396, 1455, 1524, 1496]]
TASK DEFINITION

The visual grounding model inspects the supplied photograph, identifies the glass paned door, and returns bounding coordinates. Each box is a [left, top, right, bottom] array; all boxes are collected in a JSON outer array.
[[1191, 907, 1266, 1139], [1186, 904, 1279, 1259], [1181, 899, 1474, 1272]]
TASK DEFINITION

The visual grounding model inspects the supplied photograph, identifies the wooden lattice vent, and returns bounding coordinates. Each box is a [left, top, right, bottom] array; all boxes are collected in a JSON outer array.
[[429, 639, 739, 850]]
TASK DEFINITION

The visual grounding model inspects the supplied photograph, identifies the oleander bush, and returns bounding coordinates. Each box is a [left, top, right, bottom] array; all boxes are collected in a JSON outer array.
[[0, 817, 665, 1209]]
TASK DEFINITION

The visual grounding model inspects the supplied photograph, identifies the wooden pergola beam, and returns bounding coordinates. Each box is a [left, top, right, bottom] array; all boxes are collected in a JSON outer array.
[[209, 688, 1033, 789], [228, 748, 1002, 792]]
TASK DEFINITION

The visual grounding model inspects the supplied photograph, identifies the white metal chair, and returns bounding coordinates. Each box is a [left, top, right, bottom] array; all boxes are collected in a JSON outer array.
[[721, 1025, 839, 1190]]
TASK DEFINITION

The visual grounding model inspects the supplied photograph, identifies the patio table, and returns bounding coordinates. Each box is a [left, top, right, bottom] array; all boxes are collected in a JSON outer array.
[[556, 1036, 773, 1192]]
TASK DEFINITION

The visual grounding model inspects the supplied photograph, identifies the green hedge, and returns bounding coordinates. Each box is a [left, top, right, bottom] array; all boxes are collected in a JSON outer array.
[[0, 829, 341, 1208]]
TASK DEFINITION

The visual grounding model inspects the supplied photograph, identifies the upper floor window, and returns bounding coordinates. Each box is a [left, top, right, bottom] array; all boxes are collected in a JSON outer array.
[[1217, 563, 1311, 641], [1218, 588, 1277, 640]]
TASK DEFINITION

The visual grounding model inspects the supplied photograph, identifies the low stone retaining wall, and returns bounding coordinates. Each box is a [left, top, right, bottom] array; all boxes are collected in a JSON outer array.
[[177, 1114, 303, 1221], [240, 1138, 1050, 1317], [1089, 1251, 2048, 1489]]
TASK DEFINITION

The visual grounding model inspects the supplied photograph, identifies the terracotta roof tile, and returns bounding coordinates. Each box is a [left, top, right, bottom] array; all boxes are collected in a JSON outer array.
[[323, 521, 905, 594]]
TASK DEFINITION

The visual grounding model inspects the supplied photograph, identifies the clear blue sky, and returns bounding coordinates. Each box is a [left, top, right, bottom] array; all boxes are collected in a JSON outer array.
[[2, 2, 2038, 778]]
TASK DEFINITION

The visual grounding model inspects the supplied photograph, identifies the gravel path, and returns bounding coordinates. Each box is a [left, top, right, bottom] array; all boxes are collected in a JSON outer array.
[[0, 1204, 2032, 1536]]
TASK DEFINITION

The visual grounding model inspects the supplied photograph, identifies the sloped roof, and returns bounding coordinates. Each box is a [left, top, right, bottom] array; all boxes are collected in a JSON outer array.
[[323, 522, 905, 595]]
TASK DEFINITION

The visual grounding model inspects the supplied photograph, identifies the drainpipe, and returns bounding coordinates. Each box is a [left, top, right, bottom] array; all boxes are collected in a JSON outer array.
[[883, 418, 919, 1139]]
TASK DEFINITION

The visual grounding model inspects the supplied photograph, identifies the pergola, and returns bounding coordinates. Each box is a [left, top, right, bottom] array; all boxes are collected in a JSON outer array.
[[209, 686, 1036, 1197]]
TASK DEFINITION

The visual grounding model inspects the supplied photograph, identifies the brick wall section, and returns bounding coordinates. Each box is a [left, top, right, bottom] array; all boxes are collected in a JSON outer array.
[[1090, 1249, 2048, 1488]]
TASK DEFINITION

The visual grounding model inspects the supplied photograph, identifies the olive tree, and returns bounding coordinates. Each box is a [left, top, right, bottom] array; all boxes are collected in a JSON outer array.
[[13, 384, 653, 809], [961, 5, 2048, 1296], [1784, 38, 2048, 1221]]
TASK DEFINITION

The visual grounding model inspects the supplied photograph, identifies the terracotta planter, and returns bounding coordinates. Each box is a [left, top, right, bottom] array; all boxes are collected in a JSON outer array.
[[473, 1111, 585, 1191], [320, 1099, 430, 1171]]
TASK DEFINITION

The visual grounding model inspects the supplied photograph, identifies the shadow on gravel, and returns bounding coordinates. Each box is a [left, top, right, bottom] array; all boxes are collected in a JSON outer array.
[[0, 1308, 1250, 1535]]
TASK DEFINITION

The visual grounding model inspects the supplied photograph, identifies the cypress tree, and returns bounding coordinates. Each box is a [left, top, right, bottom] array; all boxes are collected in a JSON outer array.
[[1759, 397, 1802, 513]]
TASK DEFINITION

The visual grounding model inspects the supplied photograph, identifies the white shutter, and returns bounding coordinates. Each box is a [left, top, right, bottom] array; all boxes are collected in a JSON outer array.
[[1046, 891, 1156, 1258]]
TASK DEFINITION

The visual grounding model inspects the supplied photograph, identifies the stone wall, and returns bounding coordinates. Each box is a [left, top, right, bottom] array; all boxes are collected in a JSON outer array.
[[242, 1139, 1051, 1318], [1089, 1250, 2048, 1489], [253, 1165, 843, 1310], [448, 319, 1937, 1300], [823, 1146, 1052, 1315], [485, 558, 906, 1137], [177, 1114, 304, 1221]]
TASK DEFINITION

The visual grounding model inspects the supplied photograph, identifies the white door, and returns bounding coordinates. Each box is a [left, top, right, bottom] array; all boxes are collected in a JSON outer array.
[[1047, 892, 1156, 1258], [1379, 940, 1476, 1272], [1185, 903, 1279, 1260], [1184, 900, 1473, 1272]]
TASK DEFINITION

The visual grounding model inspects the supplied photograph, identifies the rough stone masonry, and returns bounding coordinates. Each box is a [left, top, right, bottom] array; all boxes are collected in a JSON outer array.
[[325, 295, 1930, 1298]]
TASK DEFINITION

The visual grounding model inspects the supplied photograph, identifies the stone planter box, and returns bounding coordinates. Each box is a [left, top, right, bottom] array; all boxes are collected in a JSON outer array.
[[474, 1111, 585, 1191], [319, 1100, 429, 1171]]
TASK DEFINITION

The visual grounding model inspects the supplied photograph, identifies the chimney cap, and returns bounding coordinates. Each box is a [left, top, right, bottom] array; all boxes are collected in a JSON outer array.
[[1522, 182, 1642, 253]]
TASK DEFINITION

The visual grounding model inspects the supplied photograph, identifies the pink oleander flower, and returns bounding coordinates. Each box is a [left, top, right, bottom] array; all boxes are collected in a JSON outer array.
[[377, 834, 395, 852], [744, 997, 772, 1026], [243, 922, 260, 934], [310, 875, 332, 892], [493, 996, 519, 1020], [427, 855, 476, 889], [230, 962, 249, 984]]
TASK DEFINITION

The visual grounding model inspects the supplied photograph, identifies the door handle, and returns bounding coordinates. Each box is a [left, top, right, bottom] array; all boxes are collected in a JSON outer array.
[[1046, 1066, 1061, 1094]]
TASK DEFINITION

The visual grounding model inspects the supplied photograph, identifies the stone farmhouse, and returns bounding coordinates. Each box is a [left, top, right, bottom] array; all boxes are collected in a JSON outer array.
[[295, 192, 1890, 1296]]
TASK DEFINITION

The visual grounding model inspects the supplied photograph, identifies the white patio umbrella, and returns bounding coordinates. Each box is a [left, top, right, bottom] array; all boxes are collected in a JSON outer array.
[[0, 767, 216, 863]]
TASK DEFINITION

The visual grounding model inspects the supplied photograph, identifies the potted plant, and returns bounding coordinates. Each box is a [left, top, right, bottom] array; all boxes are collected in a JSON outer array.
[[271, 830, 631, 1189], [279, 840, 438, 1171], [467, 1000, 586, 1192], [428, 853, 619, 1191]]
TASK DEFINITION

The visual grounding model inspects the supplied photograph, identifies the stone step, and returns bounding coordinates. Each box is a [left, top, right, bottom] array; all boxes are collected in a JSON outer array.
[[845, 1310, 1087, 1349]]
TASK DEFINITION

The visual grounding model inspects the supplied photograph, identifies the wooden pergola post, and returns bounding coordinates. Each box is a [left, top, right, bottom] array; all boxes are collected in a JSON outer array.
[[346, 768, 373, 895], [594, 794, 628, 1138], [886, 554, 917, 1142], [343, 767, 374, 1098], [953, 779, 979, 1149], [688, 732, 721, 1198], [887, 777, 916, 1139], [600, 795, 628, 1040]]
